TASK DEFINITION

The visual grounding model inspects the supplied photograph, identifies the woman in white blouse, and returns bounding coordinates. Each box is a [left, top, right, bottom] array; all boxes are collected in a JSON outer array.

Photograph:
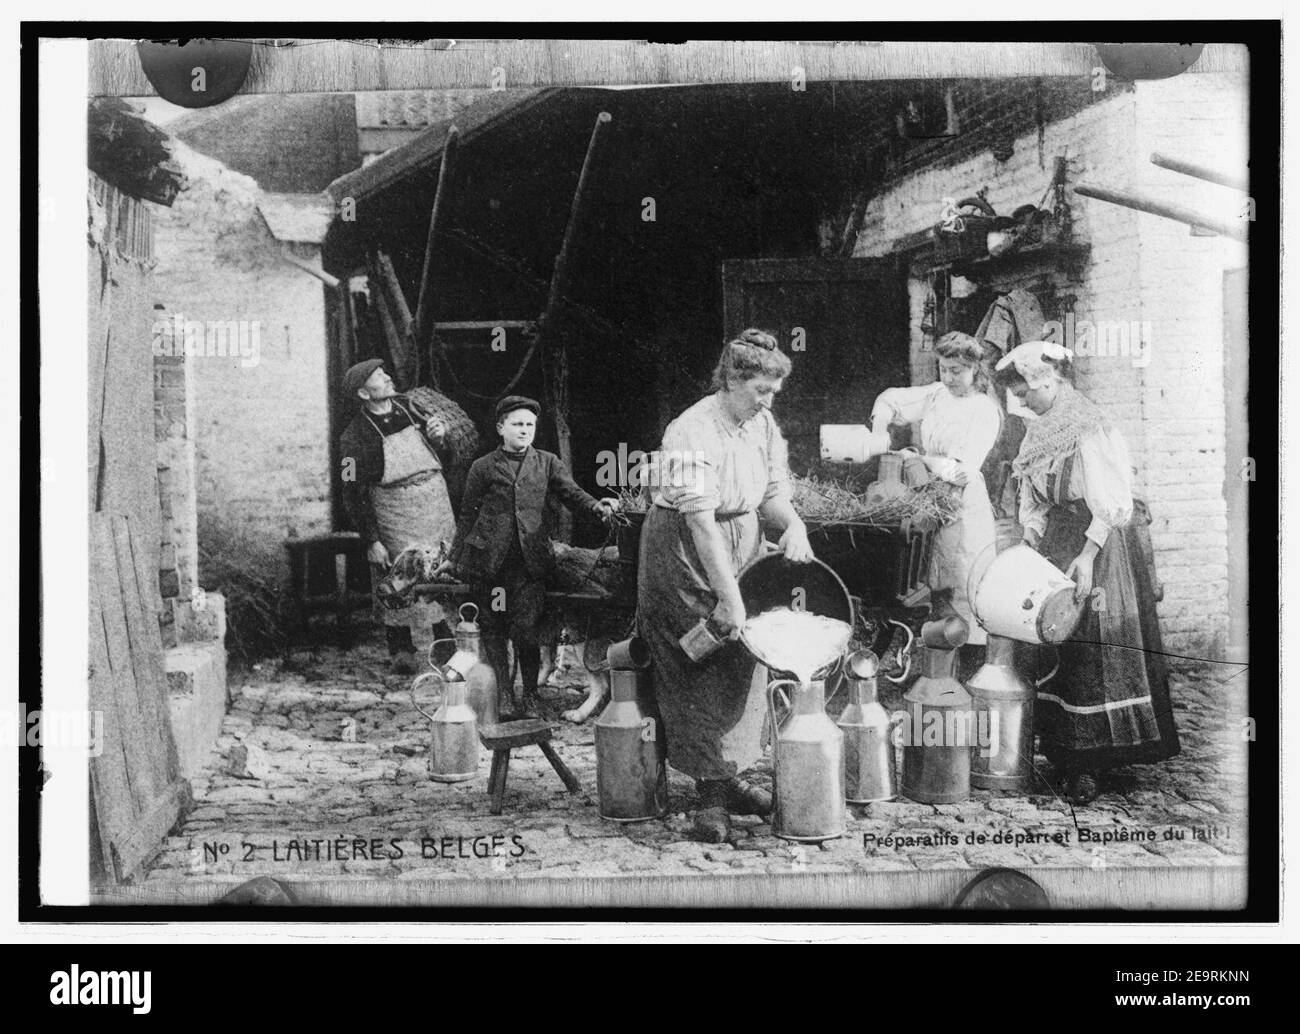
[[638, 329, 813, 844], [994, 342, 1179, 804], [870, 332, 1002, 663]]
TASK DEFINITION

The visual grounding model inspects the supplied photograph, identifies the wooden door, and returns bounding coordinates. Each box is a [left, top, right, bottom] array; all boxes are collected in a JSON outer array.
[[89, 514, 192, 884], [721, 258, 910, 473]]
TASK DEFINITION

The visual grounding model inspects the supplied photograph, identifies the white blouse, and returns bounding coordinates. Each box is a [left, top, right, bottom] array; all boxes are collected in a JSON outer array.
[[1018, 425, 1135, 547], [871, 382, 1002, 483], [652, 393, 792, 515]]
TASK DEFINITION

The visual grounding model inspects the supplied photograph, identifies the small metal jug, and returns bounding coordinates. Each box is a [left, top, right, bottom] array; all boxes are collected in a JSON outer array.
[[428, 602, 498, 728], [594, 637, 667, 822], [678, 615, 728, 664], [411, 668, 478, 783], [766, 677, 846, 842], [838, 650, 899, 804]]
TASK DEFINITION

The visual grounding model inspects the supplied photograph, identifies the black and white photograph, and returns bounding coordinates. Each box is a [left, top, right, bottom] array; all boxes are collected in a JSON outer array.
[[25, 29, 1280, 925]]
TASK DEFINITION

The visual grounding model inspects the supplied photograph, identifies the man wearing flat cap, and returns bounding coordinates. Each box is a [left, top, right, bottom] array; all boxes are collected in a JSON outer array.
[[439, 396, 619, 715], [339, 359, 457, 674]]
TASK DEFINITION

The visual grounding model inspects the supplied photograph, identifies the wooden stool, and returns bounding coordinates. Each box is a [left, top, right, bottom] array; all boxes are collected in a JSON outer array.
[[478, 719, 581, 816]]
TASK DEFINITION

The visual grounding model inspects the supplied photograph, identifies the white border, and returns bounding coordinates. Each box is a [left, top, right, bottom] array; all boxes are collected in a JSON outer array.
[[8, 6, 1293, 944]]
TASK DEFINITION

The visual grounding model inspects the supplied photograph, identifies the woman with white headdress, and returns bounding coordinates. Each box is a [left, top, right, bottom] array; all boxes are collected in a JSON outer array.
[[993, 342, 1179, 804]]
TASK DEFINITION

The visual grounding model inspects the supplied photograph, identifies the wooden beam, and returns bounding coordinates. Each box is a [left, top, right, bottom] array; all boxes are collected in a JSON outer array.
[[1074, 182, 1248, 242], [414, 126, 461, 380], [338, 283, 358, 373], [374, 249, 418, 384], [87, 41, 1252, 98], [1149, 152, 1250, 192], [280, 248, 340, 289], [434, 320, 533, 331], [545, 112, 613, 319], [539, 111, 613, 537], [369, 282, 408, 387]]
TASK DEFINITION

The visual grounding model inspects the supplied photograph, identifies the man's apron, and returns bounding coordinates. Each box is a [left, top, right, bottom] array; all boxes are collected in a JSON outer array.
[[367, 416, 456, 629]]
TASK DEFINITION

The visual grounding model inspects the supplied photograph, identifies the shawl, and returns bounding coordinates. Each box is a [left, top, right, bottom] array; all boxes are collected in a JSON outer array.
[[1012, 384, 1112, 495]]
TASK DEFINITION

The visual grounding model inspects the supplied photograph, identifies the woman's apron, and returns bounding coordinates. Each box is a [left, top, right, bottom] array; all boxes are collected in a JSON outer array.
[[917, 401, 998, 645], [929, 467, 996, 645], [636, 505, 767, 782], [367, 416, 456, 629], [1035, 456, 1179, 771]]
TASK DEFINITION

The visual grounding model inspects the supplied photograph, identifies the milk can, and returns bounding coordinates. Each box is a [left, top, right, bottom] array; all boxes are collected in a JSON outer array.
[[838, 650, 898, 804], [594, 637, 667, 822], [900, 618, 974, 805], [967, 637, 1058, 791], [411, 668, 478, 783], [429, 602, 499, 728], [767, 678, 846, 842]]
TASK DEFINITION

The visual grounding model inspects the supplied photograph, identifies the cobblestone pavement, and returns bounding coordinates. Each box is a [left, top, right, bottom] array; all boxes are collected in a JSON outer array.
[[143, 631, 1249, 888]]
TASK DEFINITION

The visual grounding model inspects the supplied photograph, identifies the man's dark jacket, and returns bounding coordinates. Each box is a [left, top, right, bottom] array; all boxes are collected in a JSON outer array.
[[339, 396, 452, 546], [451, 446, 603, 582]]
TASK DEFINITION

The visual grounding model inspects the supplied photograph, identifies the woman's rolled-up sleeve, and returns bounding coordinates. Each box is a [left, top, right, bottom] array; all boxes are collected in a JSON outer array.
[[1077, 428, 1134, 547], [656, 420, 721, 513], [872, 384, 938, 428]]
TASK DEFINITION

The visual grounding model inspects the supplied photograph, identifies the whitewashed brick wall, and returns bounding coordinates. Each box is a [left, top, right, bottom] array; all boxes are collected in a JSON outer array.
[[151, 148, 332, 582], [853, 72, 1250, 657]]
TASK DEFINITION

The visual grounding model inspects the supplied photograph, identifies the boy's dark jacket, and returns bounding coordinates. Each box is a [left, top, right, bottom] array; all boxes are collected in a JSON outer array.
[[339, 395, 452, 546], [451, 447, 604, 581]]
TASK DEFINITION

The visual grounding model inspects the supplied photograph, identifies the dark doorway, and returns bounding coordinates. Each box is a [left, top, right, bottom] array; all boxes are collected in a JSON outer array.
[[721, 257, 909, 473]]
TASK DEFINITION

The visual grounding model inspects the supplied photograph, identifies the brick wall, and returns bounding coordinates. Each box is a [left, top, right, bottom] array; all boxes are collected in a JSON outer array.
[[1131, 72, 1250, 659], [851, 71, 1249, 657], [153, 318, 199, 647], [151, 147, 332, 585]]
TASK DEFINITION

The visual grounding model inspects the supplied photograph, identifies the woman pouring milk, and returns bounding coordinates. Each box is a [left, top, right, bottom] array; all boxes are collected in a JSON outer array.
[[868, 332, 1002, 671], [637, 329, 814, 845]]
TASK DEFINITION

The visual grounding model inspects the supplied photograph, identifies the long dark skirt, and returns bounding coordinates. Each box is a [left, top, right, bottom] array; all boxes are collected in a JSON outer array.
[[1037, 499, 1180, 773], [636, 505, 766, 782]]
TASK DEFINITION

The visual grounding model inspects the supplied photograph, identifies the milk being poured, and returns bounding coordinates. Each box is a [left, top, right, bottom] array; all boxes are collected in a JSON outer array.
[[742, 608, 853, 683]]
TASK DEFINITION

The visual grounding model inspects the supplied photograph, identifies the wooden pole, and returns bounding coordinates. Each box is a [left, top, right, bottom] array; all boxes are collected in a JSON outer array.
[[375, 249, 418, 384], [1073, 182, 1248, 242], [414, 126, 461, 389], [369, 275, 407, 387], [279, 248, 341, 289], [340, 278, 360, 372], [539, 111, 612, 540], [545, 112, 612, 319], [1149, 151, 1249, 192]]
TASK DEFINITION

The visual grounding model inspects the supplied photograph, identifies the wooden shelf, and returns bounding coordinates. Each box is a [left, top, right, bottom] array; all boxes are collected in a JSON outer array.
[[950, 239, 1092, 279]]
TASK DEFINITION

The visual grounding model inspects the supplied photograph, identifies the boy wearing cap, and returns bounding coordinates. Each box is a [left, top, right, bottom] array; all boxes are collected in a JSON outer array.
[[441, 396, 618, 716], [339, 359, 457, 674]]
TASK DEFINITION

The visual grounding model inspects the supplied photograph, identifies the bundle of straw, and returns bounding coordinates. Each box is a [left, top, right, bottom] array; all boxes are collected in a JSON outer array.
[[615, 486, 650, 513], [791, 474, 963, 529]]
